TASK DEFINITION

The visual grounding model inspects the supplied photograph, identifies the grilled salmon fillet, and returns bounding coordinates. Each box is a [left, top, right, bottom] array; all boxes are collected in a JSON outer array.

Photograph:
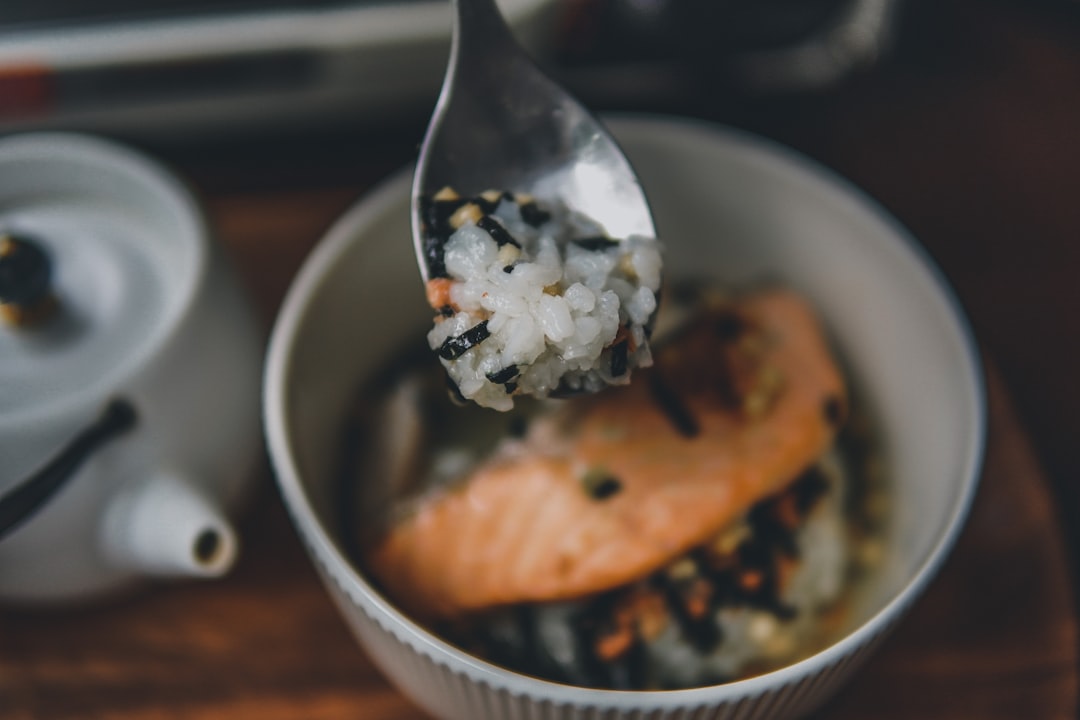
[[367, 290, 846, 620]]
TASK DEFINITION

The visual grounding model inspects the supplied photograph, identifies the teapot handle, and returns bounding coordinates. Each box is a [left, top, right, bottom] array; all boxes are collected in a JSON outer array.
[[0, 399, 136, 541]]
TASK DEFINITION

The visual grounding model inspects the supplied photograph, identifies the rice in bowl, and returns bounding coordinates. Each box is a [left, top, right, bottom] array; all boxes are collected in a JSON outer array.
[[341, 285, 886, 690]]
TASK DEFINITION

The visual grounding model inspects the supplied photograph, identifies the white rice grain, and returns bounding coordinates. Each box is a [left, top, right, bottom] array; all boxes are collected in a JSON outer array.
[[425, 192, 661, 410]]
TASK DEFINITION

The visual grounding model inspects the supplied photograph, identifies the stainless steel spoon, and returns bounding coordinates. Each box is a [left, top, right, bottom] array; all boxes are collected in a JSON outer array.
[[411, 0, 656, 284]]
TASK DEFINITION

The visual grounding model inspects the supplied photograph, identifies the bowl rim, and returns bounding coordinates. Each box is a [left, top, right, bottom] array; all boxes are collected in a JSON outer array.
[[264, 113, 987, 705]]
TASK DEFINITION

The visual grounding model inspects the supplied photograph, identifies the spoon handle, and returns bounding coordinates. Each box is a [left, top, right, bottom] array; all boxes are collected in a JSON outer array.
[[449, 0, 530, 77], [451, 0, 516, 47]]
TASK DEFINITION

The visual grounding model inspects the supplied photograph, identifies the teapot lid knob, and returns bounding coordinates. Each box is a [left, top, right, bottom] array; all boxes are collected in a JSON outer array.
[[0, 233, 57, 329]]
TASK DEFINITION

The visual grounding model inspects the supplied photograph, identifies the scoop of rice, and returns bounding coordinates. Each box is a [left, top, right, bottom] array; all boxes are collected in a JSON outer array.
[[423, 189, 661, 411]]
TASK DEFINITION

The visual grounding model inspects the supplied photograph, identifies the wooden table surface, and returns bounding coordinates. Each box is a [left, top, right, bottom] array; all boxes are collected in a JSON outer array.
[[2, 0, 1078, 717]]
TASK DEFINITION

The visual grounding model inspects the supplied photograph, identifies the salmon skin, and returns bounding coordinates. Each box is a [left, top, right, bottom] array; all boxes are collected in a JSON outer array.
[[366, 290, 846, 620]]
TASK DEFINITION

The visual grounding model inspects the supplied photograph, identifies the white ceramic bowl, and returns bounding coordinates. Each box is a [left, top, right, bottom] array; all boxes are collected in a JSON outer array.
[[265, 116, 985, 720]]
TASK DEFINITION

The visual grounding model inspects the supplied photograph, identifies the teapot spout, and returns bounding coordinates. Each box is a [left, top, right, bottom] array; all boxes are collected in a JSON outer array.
[[101, 471, 238, 579]]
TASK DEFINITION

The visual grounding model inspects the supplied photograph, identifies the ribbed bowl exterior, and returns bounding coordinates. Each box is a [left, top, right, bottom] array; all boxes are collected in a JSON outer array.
[[297, 518, 898, 720]]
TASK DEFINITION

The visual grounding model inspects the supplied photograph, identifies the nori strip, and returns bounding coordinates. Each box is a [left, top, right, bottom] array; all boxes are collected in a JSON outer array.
[[697, 561, 740, 608], [610, 340, 629, 377], [468, 608, 561, 683], [445, 376, 468, 406], [423, 235, 448, 278], [419, 195, 466, 278], [581, 467, 623, 500], [519, 200, 551, 227], [573, 236, 620, 252], [438, 320, 491, 360], [472, 195, 499, 214], [438, 304, 455, 318], [648, 374, 700, 438], [507, 414, 528, 438], [823, 394, 846, 427], [792, 466, 829, 514], [590, 476, 623, 500], [714, 309, 746, 342], [652, 573, 722, 654], [477, 215, 520, 248], [572, 592, 623, 688], [421, 195, 466, 236], [749, 499, 798, 558], [486, 365, 520, 384], [605, 637, 649, 690], [734, 530, 797, 619], [515, 604, 539, 671], [472, 191, 515, 214]]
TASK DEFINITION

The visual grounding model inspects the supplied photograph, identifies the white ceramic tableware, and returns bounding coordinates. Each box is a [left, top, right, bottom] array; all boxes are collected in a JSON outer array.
[[0, 133, 263, 602], [264, 116, 985, 720]]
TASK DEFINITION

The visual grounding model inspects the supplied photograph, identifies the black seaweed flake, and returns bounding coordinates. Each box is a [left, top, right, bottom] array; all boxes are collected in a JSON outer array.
[[648, 374, 700, 438], [471, 621, 524, 677], [422, 196, 466, 235], [714, 310, 745, 342], [515, 604, 540, 669], [445, 376, 468, 406], [823, 394, 846, 427], [503, 265, 515, 274], [507, 415, 528, 438], [734, 530, 797, 619], [486, 365, 520, 384], [793, 467, 829, 515], [519, 200, 551, 227], [591, 476, 622, 500], [438, 304, 455, 318], [581, 467, 623, 500], [606, 637, 648, 690], [472, 191, 516, 214], [652, 573, 722, 653], [423, 235, 448, 278], [572, 592, 625, 688], [438, 320, 490, 360], [419, 196, 466, 278], [749, 500, 798, 559], [768, 599, 798, 621], [472, 195, 499, 214], [471, 606, 576, 684], [699, 565, 739, 608], [504, 381, 519, 394], [573, 236, 620, 252], [477, 215, 520, 248], [610, 340, 629, 377]]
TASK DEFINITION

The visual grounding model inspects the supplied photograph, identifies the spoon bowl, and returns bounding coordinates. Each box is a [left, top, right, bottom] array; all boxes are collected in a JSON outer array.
[[411, 0, 655, 284]]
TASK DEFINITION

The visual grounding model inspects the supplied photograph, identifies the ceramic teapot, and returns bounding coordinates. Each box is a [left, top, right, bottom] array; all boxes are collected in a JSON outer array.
[[0, 133, 263, 602]]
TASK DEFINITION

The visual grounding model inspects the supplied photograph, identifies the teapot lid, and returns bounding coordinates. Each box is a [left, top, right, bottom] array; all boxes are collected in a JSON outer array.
[[0, 134, 204, 422]]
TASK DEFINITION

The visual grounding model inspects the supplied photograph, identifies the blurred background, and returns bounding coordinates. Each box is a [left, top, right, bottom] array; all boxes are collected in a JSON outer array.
[[0, 0, 916, 139], [3, 0, 1078, 585]]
